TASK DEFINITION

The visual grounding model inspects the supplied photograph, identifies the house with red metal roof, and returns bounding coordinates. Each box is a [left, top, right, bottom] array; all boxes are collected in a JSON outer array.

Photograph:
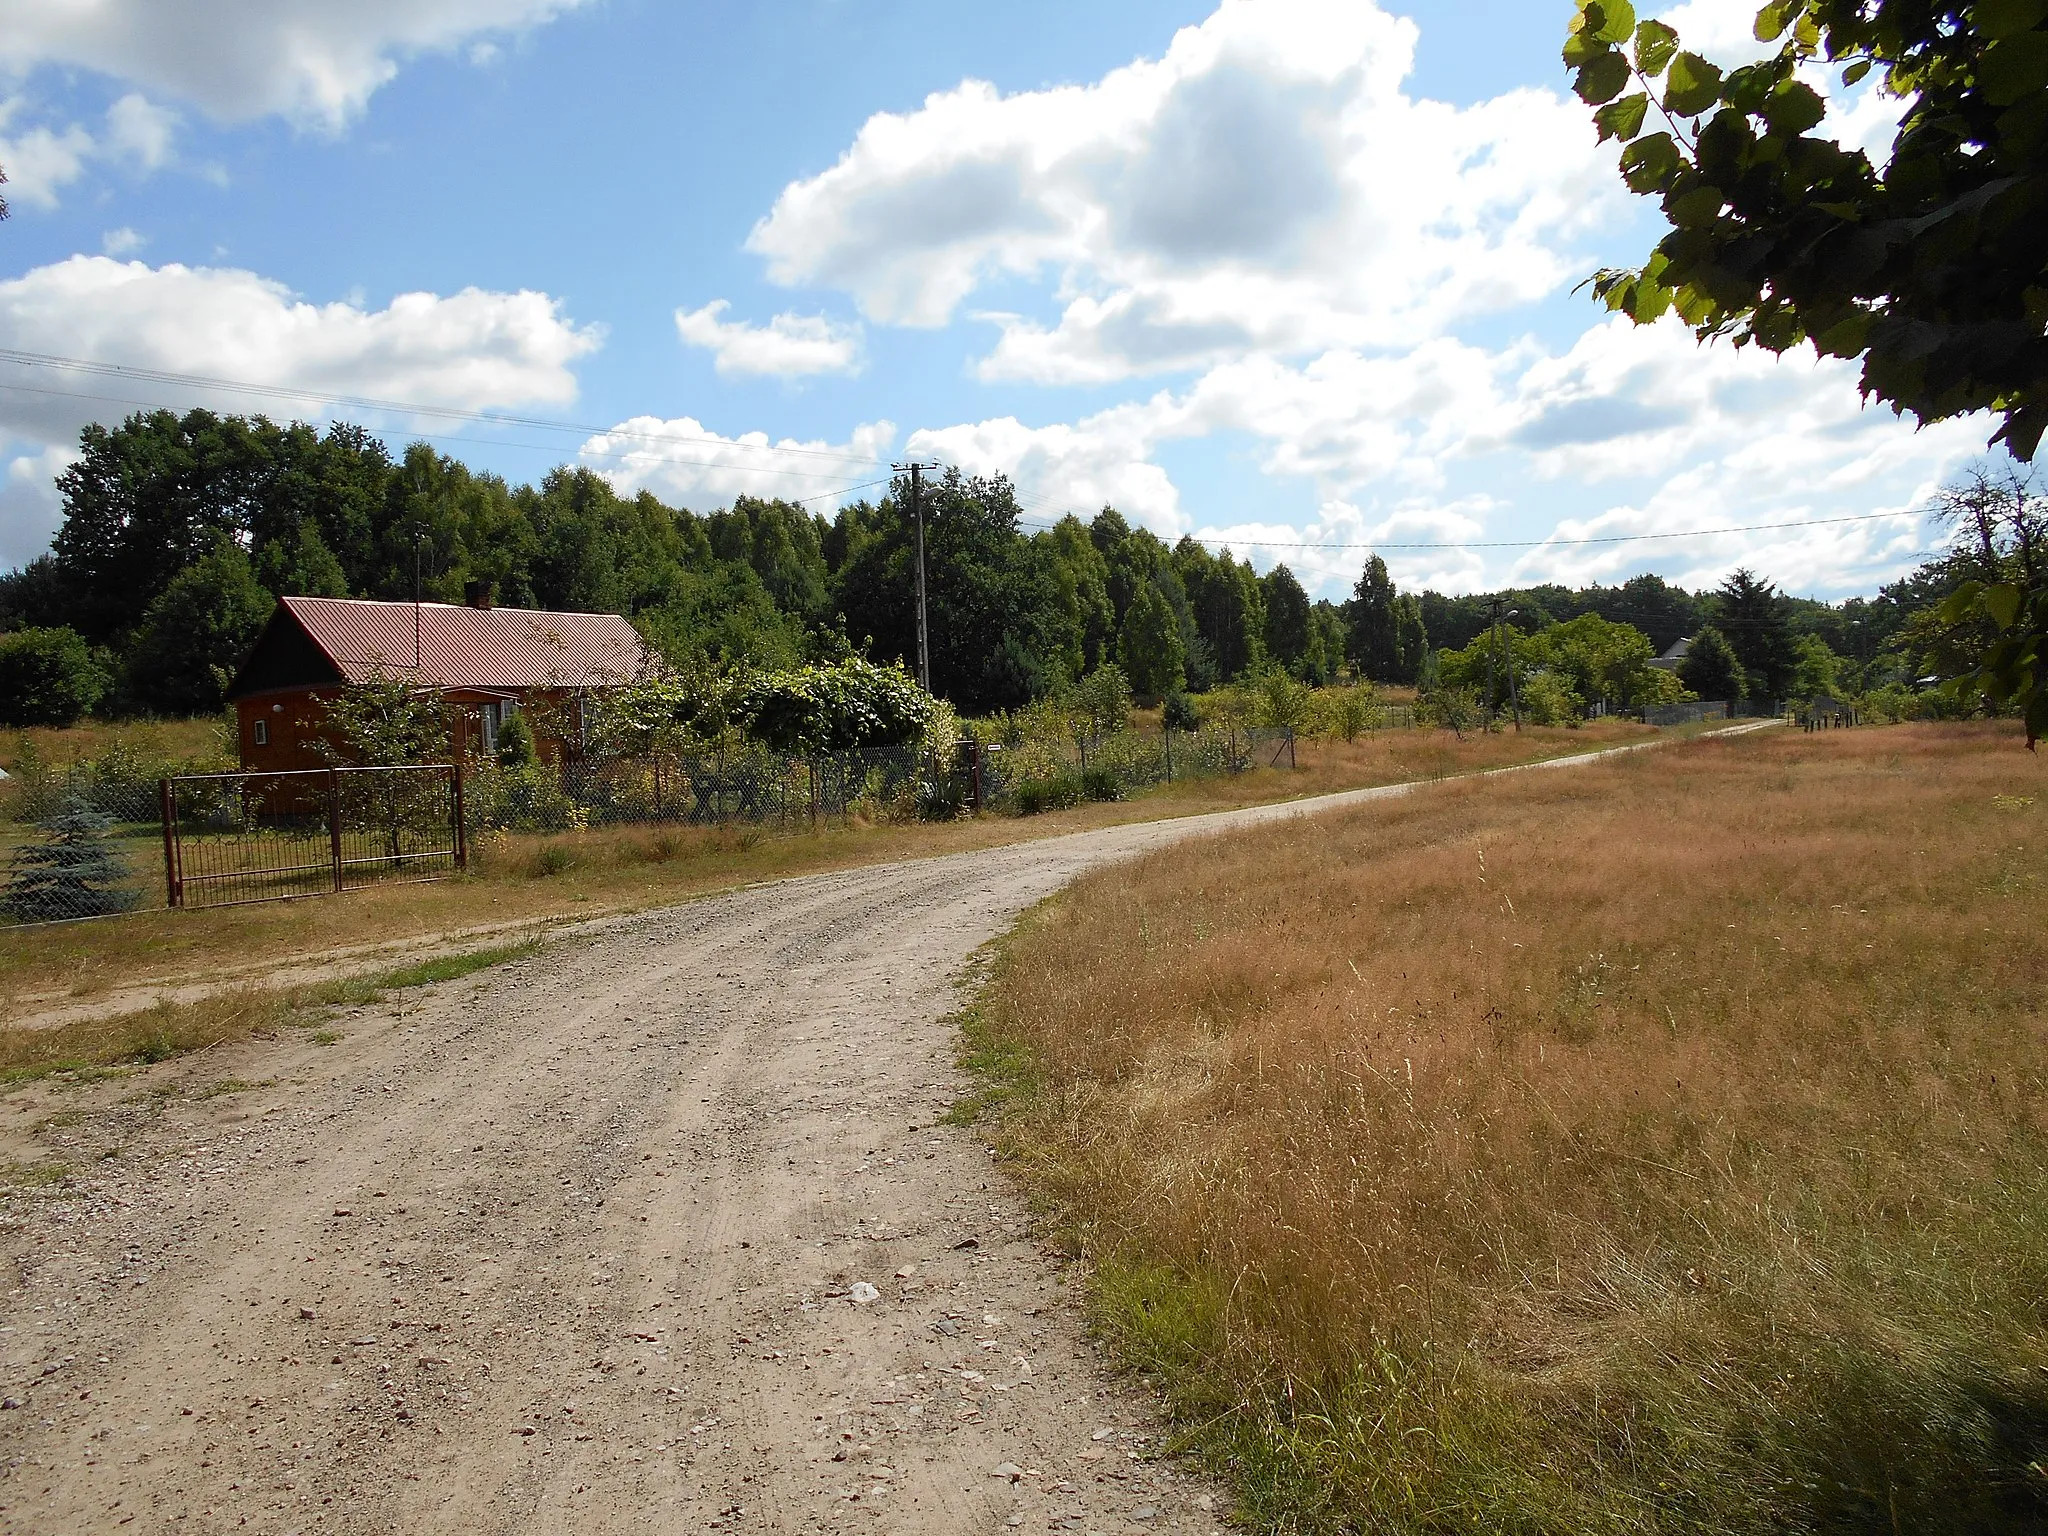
[[225, 595, 649, 771]]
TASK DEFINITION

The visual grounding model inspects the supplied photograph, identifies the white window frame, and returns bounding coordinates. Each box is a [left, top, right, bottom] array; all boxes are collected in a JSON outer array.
[[252, 719, 269, 747]]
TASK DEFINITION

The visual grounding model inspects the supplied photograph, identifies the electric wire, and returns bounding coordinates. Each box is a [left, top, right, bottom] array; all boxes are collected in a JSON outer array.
[[0, 347, 1942, 552]]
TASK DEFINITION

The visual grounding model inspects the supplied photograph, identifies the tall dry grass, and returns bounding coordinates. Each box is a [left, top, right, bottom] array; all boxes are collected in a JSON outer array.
[[973, 724, 2048, 1533]]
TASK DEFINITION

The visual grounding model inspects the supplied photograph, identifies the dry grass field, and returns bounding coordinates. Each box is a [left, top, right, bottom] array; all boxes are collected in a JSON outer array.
[[968, 724, 2048, 1534], [0, 718, 1662, 1015]]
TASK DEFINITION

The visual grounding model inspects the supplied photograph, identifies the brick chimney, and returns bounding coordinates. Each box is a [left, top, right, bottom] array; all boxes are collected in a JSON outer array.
[[464, 579, 496, 610]]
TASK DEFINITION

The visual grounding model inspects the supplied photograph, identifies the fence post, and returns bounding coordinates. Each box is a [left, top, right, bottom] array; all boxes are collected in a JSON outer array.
[[159, 777, 182, 909], [451, 759, 468, 872], [1163, 724, 1173, 785], [327, 768, 345, 894], [1287, 727, 1297, 769]]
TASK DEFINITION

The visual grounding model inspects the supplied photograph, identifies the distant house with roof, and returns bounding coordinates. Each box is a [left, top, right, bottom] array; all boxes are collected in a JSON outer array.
[[1648, 635, 1694, 673], [225, 595, 648, 772]]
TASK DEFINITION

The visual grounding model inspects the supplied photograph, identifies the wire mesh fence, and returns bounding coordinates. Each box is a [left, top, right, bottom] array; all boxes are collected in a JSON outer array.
[[1, 761, 168, 925]]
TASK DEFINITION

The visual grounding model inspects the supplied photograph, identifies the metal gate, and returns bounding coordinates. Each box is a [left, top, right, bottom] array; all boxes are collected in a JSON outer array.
[[161, 765, 466, 910]]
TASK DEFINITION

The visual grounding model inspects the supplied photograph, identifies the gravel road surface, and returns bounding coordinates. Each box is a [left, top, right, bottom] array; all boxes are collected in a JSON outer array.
[[0, 744, 1697, 1533]]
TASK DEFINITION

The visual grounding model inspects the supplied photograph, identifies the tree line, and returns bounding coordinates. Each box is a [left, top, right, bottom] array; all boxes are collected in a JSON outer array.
[[0, 407, 2031, 727]]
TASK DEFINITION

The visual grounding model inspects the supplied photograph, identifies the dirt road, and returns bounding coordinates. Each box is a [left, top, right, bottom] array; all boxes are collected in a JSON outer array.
[[0, 740, 1747, 1533]]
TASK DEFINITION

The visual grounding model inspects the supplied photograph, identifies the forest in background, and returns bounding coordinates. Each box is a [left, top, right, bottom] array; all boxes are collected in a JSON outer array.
[[0, 406, 2028, 727]]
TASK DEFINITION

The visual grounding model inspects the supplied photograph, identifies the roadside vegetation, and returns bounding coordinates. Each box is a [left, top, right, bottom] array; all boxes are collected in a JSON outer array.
[[0, 716, 1662, 1012], [0, 943, 533, 1090], [966, 724, 2047, 1534]]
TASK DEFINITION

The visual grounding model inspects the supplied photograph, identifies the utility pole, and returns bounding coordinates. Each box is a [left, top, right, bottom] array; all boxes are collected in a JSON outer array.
[[1486, 596, 1522, 732], [894, 461, 937, 692], [1484, 600, 1498, 732]]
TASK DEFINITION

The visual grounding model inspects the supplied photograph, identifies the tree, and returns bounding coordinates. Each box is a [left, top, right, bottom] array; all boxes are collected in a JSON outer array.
[[1714, 569, 1799, 699], [1118, 581, 1186, 701], [1303, 602, 1348, 685], [1792, 633, 1845, 698], [1346, 555, 1401, 679], [313, 672, 453, 766], [3, 798, 143, 922], [1678, 624, 1746, 700], [1527, 612, 1676, 709], [125, 535, 274, 716], [1392, 593, 1430, 683], [1263, 565, 1312, 674], [1916, 463, 2047, 739], [1074, 664, 1134, 739], [0, 627, 107, 727], [1566, 0, 2048, 459]]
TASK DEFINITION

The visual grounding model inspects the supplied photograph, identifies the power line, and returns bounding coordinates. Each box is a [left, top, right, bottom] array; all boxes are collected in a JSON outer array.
[[0, 348, 892, 468]]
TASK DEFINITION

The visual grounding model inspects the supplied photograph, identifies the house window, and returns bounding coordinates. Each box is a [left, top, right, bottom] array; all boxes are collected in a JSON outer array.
[[252, 719, 269, 747], [482, 702, 500, 754]]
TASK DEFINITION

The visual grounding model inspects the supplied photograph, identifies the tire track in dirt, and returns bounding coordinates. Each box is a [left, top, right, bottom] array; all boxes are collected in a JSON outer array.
[[0, 737, 1765, 1533]]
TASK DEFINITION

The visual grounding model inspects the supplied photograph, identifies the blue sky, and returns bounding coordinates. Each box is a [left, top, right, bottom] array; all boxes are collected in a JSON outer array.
[[0, 0, 2002, 598]]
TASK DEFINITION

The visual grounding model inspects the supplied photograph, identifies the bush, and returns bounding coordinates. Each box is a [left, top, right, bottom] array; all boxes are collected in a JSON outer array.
[[0, 627, 106, 727], [495, 711, 537, 768], [734, 658, 936, 754], [1012, 775, 1084, 815], [1079, 766, 1122, 802], [1520, 669, 1584, 726], [466, 760, 588, 833], [1162, 690, 1199, 733]]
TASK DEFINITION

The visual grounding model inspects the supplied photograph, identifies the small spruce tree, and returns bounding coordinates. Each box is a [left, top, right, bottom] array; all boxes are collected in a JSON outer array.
[[3, 797, 142, 922]]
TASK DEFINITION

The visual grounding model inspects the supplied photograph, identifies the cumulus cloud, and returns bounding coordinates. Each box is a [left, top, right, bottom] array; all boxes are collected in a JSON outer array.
[[910, 403, 1187, 534], [0, 91, 180, 206], [0, 257, 603, 566], [0, 445, 72, 572], [749, 0, 1620, 384], [0, 257, 601, 437], [580, 417, 897, 510], [894, 308, 1984, 598], [0, 0, 590, 128], [674, 301, 864, 379]]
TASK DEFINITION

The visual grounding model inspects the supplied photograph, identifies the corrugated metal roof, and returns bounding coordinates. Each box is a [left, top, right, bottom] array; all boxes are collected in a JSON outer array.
[[280, 597, 648, 691]]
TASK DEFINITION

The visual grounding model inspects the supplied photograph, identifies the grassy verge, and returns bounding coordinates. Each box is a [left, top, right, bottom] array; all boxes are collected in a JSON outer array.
[[1, 719, 1669, 1009], [964, 723, 2048, 1534], [0, 941, 536, 1088]]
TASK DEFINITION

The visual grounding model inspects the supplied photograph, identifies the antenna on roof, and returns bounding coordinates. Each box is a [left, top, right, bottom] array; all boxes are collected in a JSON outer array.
[[412, 528, 430, 675]]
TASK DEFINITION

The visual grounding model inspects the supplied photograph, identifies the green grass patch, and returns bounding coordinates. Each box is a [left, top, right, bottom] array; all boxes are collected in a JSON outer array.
[[0, 941, 538, 1088], [312, 940, 539, 1008]]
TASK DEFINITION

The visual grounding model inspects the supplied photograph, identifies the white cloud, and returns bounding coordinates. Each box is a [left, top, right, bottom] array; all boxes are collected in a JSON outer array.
[[0, 256, 603, 566], [910, 402, 1186, 534], [0, 91, 178, 206], [892, 308, 1986, 598], [0, 258, 601, 435], [0, 0, 590, 129], [674, 301, 864, 379], [580, 417, 897, 510], [0, 99, 97, 207], [103, 92, 177, 168], [749, 0, 1620, 385], [100, 227, 145, 256], [0, 445, 72, 571]]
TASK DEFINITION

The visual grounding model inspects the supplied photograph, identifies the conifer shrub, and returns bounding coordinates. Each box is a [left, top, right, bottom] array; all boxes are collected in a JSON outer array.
[[2, 796, 143, 922]]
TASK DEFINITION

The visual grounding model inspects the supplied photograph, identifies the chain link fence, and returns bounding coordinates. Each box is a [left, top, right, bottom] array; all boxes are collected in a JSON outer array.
[[1, 758, 169, 924]]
